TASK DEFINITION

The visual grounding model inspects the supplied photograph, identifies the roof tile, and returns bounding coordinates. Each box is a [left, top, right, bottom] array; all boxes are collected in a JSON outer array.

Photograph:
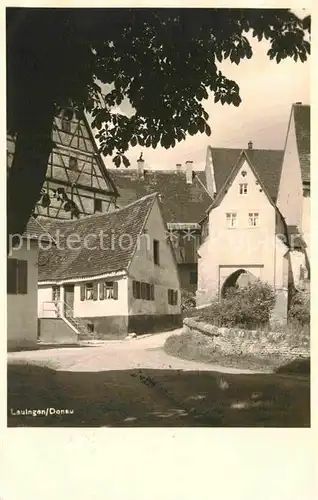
[[293, 104, 310, 183], [37, 193, 156, 282], [109, 169, 213, 224], [209, 147, 284, 202]]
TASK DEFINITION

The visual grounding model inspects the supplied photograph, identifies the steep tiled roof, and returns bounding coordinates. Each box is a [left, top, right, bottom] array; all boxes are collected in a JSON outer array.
[[21, 218, 53, 242], [37, 193, 156, 282], [293, 104, 310, 183], [209, 147, 284, 202], [108, 169, 213, 224]]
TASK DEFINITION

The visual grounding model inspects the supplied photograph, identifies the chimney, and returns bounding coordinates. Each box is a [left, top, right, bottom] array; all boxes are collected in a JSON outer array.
[[295, 101, 302, 105], [176, 163, 182, 172], [186, 161, 193, 184], [248, 141, 253, 150], [137, 152, 145, 178]]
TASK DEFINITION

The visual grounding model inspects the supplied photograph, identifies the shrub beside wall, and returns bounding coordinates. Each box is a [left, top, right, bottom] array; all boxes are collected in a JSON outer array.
[[166, 280, 310, 371], [198, 280, 276, 329], [180, 289, 197, 317], [288, 290, 310, 326]]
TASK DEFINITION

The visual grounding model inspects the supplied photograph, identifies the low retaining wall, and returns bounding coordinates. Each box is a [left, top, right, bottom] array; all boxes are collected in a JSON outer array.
[[183, 317, 310, 362], [38, 318, 78, 344]]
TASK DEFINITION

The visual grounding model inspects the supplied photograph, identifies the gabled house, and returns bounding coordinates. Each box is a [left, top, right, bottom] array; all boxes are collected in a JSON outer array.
[[7, 107, 119, 219], [108, 159, 213, 294], [197, 144, 290, 323], [7, 218, 53, 350], [37, 193, 181, 341], [276, 103, 310, 289]]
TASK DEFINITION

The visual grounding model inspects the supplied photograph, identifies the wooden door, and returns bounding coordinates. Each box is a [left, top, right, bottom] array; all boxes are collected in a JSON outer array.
[[64, 285, 74, 317]]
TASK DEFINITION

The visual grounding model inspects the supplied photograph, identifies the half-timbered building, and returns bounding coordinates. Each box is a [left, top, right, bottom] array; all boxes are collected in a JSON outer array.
[[7, 107, 119, 220]]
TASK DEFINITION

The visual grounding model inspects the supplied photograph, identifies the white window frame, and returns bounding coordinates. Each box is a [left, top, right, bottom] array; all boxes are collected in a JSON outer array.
[[239, 183, 248, 195], [52, 285, 60, 302], [103, 281, 114, 299], [248, 212, 260, 227], [85, 283, 93, 300], [226, 212, 237, 229]]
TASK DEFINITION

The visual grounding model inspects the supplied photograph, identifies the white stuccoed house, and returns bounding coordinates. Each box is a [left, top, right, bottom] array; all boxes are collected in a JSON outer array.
[[7, 218, 53, 350], [37, 193, 181, 342]]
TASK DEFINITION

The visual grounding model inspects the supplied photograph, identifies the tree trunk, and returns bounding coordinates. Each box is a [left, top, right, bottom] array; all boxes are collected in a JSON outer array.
[[7, 101, 55, 251]]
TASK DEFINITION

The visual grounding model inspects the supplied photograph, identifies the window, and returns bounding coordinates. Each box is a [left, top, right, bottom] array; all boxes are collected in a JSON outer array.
[[7, 259, 28, 295], [99, 281, 118, 300], [141, 282, 148, 300], [133, 280, 154, 301], [226, 212, 237, 228], [52, 286, 60, 302], [153, 239, 160, 265], [61, 116, 71, 133], [190, 271, 197, 285], [248, 212, 259, 227], [133, 280, 141, 299], [69, 156, 78, 171], [168, 289, 178, 306], [85, 283, 93, 300], [239, 183, 248, 195], [80, 282, 98, 301], [94, 198, 103, 213]]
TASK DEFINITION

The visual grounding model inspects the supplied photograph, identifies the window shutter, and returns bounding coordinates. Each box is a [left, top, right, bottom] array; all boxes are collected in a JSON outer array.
[[80, 285, 85, 301], [17, 260, 28, 294], [113, 281, 118, 300], [7, 259, 17, 294], [150, 284, 154, 301], [93, 282, 98, 300], [133, 281, 137, 299], [99, 282, 104, 300], [141, 282, 147, 300], [168, 289, 171, 305], [175, 290, 178, 305], [136, 281, 141, 299]]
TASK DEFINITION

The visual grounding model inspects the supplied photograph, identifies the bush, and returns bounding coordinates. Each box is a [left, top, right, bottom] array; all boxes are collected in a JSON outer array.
[[198, 280, 276, 329], [181, 289, 196, 314], [288, 290, 310, 326]]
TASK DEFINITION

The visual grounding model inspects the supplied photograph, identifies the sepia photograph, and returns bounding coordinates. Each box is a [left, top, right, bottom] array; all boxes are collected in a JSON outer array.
[[6, 6, 310, 428]]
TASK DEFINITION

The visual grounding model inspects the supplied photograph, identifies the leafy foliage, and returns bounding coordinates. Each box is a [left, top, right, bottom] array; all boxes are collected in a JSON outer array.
[[180, 289, 196, 314], [288, 290, 310, 326], [6, 8, 310, 238], [36, 186, 81, 218], [8, 9, 310, 158], [199, 280, 276, 329]]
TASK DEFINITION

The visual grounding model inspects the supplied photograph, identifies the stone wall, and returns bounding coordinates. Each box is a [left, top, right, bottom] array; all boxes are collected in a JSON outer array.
[[183, 317, 309, 362]]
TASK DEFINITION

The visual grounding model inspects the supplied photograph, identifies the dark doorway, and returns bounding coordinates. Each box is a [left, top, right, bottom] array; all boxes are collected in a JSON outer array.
[[64, 285, 75, 317], [221, 269, 257, 298]]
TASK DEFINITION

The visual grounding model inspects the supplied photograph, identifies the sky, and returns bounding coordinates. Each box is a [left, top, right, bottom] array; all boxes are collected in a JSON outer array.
[[95, 9, 310, 173]]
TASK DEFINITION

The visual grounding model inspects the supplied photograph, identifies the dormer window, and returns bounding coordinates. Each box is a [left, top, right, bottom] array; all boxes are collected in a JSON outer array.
[[239, 183, 248, 195]]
